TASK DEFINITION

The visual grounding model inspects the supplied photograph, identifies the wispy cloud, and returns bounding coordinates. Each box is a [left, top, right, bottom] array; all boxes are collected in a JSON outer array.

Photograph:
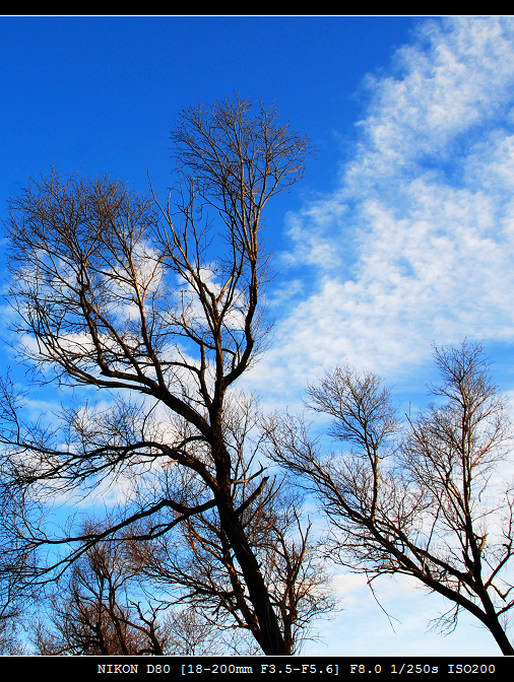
[[246, 17, 514, 407]]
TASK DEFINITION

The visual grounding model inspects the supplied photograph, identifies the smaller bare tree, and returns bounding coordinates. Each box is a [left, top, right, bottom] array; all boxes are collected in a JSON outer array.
[[33, 532, 172, 655], [267, 342, 514, 655], [34, 540, 247, 656], [0, 471, 30, 654]]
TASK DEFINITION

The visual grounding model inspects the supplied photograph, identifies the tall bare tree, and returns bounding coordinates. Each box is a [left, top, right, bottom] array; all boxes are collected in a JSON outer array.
[[267, 342, 514, 654], [0, 97, 311, 654]]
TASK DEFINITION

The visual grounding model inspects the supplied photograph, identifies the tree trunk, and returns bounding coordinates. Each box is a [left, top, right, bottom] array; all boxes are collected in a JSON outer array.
[[484, 616, 514, 655], [216, 500, 289, 655], [479, 591, 514, 655]]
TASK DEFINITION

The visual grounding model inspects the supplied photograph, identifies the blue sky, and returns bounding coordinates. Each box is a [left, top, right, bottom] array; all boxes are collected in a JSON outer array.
[[2, 15, 514, 656]]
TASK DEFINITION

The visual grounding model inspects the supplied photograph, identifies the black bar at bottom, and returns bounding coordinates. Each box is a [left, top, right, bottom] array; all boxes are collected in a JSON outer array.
[[0, 655, 511, 678]]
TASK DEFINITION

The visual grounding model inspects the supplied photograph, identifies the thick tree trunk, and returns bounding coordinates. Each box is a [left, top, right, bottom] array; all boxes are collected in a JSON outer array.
[[479, 591, 514, 655], [210, 421, 289, 655], [487, 619, 514, 656], [216, 499, 290, 655]]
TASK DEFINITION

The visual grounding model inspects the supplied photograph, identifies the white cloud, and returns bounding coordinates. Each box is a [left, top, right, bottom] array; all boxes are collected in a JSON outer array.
[[245, 16, 514, 410], [352, 17, 514, 174]]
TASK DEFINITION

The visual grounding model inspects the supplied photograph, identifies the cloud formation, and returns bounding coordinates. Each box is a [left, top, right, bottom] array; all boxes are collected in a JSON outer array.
[[247, 16, 514, 406]]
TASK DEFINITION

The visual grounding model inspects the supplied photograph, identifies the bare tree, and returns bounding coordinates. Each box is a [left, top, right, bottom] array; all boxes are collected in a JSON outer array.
[[0, 617, 24, 655], [0, 96, 311, 654], [267, 342, 514, 654], [0, 579, 25, 655], [33, 535, 171, 655], [33, 529, 243, 656], [0, 472, 30, 654]]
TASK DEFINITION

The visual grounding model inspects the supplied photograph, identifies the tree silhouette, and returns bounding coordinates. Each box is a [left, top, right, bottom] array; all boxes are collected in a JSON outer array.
[[0, 96, 316, 655], [267, 342, 514, 654]]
